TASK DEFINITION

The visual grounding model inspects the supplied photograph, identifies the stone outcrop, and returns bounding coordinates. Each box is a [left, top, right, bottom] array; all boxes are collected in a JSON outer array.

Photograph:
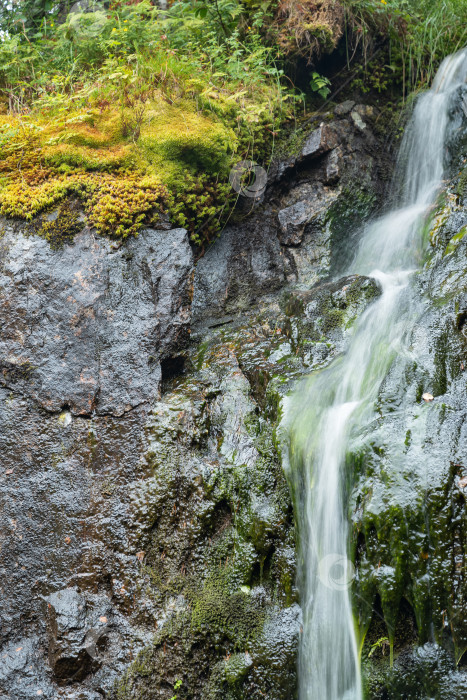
[[0, 226, 193, 416], [193, 103, 387, 327], [0, 101, 391, 700], [0, 223, 193, 699], [2, 97, 465, 700]]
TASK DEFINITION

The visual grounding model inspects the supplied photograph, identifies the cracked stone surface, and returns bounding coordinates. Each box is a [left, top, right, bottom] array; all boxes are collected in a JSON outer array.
[[0, 226, 193, 416], [0, 224, 194, 698]]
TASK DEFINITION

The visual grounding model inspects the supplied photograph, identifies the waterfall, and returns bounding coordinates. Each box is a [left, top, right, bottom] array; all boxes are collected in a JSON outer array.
[[284, 48, 467, 700]]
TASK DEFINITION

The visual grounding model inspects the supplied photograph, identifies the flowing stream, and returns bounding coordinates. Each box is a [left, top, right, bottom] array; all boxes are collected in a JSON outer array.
[[284, 48, 467, 700]]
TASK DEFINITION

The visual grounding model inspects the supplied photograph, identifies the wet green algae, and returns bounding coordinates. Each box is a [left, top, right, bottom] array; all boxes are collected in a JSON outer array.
[[112, 267, 392, 699], [114, 331, 298, 699]]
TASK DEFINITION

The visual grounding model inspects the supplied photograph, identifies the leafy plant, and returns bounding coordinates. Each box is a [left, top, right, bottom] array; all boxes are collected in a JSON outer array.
[[310, 71, 331, 99], [169, 678, 183, 700], [368, 636, 390, 658]]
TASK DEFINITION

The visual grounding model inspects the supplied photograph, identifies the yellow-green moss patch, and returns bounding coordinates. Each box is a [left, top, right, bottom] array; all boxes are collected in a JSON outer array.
[[0, 97, 236, 240]]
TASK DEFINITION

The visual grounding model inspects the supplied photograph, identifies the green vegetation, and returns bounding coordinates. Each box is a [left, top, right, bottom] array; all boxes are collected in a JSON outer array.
[[31, 201, 83, 249], [0, 0, 465, 243], [169, 679, 183, 700], [0, 1, 305, 244], [342, 0, 467, 93], [310, 71, 331, 99]]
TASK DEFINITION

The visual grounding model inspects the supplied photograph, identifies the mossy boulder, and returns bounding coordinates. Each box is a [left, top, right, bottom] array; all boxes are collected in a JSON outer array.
[[0, 96, 235, 242]]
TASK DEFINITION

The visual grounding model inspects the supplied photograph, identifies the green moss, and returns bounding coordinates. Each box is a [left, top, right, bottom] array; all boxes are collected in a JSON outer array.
[[326, 186, 376, 273], [432, 331, 463, 398], [415, 383, 424, 403], [0, 97, 237, 243], [224, 652, 252, 686], [444, 226, 467, 256], [303, 22, 335, 51], [190, 575, 265, 648], [272, 123, 310, 162], [456, 166, 467, 202], [352, 412, 467, 676], [271, 543, 297, 607], [114, 526, 270, 698], [32, 203, 83, 250], [321, 307, 346, 334], [427, 191, 457, 250], [433, 333, 449, 396]]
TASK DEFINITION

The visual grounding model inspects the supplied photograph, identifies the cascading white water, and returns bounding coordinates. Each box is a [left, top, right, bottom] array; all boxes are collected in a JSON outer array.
[[284, 48, 467, 700]]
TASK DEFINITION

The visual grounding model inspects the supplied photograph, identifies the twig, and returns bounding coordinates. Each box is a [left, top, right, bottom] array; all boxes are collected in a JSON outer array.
[[213, 0, 228, 37]]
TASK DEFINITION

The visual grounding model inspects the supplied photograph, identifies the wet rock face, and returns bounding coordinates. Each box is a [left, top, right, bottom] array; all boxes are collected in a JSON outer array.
[[0, 390, 154, 699], [0, 224, 194, 698], [277, 185, 340, 247], [0, 226, 193, 415], [193, 103, 389, 326], [192, 219, 289, 324], [0, 101, 401, 700], [352, 177, 467, 696], [0, 637, 61, 700], [46, 588, 91, 682], [112, 272, 384, 700], [300, 123, 338, 159], [0, 234, 377, 699]]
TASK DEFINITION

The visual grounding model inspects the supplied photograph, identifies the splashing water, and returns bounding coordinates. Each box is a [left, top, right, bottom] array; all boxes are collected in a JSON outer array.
[[284, 49, 467, 700]]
